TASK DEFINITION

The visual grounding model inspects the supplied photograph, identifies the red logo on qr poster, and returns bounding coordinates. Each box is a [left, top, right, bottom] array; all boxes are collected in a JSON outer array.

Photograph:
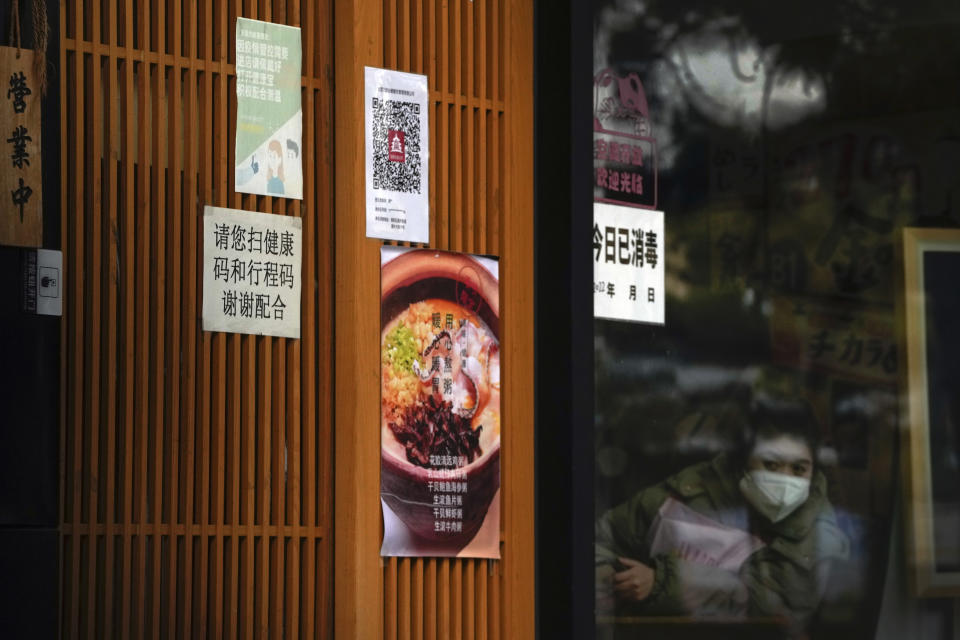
[[388, 130, 406, 162]]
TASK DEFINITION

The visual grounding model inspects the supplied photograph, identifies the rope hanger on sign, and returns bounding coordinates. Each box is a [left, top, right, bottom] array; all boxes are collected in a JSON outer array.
[[6, 0, 50, 96]]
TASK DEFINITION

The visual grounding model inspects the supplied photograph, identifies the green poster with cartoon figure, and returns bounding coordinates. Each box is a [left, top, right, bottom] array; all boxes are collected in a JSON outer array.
[[234, 18, 302, 200]]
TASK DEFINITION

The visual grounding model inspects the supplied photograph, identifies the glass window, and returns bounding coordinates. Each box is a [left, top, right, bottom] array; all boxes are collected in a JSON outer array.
[[592, 2, 960, 638]]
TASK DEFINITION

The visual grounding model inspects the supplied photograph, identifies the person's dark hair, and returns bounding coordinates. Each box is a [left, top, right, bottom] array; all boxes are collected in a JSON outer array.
[[732, 395, 821, 471]]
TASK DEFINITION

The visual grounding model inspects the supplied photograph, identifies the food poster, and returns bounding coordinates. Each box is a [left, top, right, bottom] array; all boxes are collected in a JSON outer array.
[[380, 247, 501, 558], [365, 67, 430, 243], [234, 18, 303, 200]]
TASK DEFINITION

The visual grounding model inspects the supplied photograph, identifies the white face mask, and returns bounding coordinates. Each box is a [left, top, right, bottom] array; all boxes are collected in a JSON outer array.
[[739, 470, 810, 523]]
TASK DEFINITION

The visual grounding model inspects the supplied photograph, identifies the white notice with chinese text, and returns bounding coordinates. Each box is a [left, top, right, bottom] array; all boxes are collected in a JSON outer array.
[[202, 206, 302, 339], [593, 203, 664, 324], [365, 66, 430, 243]]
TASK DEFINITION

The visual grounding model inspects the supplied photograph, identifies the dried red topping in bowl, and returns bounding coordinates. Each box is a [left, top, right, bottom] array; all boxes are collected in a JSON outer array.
[[388, 394, 483, 469]]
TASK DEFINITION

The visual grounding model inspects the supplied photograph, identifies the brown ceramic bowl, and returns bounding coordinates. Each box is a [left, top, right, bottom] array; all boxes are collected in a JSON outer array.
[[380, 249, 500, 545]]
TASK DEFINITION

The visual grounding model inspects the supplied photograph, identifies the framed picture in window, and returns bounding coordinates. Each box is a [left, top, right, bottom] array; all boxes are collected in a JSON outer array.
[[899, 227, 960, 597]]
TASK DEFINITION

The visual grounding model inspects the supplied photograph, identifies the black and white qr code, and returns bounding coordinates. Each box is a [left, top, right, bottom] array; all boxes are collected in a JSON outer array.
[[372, 97, 422, 194]]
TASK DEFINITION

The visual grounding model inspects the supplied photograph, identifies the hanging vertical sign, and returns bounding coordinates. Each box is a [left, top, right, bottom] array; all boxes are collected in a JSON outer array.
[[365, 67, 430, 243], [201, 206, 302, 339], [1, 46, 42, 247], [234, 18, 303, 200], [593, 203, 665, 324], [380, 247, 500, 558]]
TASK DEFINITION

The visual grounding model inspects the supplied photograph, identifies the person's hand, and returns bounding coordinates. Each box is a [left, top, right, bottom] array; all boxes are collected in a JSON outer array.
[[596, 564, 616, 613], [612, 556, 655, 603]]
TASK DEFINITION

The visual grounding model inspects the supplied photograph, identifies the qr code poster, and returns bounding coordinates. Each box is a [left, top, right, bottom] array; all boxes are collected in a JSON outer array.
[[365, 66, 430, 243], [202, 206, 302, 339], [593, 203, 665, 325]]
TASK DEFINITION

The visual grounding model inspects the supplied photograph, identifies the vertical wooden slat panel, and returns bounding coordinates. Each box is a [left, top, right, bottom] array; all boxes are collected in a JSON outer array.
[[454, 109, 464, 254], [62, 0, 527, 638], [502, 0, 535, 637], [197, 15, 216, 640], [451, 1, 462, 254], [489, 111, 500, 256], [426, 1, 437, 248], [166, 35, 184, 640], [149, 44, 167, 640], [475, 0, 487, 255], [424, 557, 436, 640], [66, 1, 85, 637], [102, 47, 119, 640], [269, 534, 282, 640], [464, 1, 474, 254], [464, 99, 474, 254], [212, 312, 226, 640], [119, 0, 136, 632], [399, 0, 410, 70], [438, 558, 450, 636], [299, 72, 316, 640], [434, 100, 444, 249], [270, 351, 285, 640], [412, 0, 421, 74], [412, 558, 424, 639], [197, 63, 214, 639], [398, 558, 411, 640], [438, 0, 449, 249], [452, 0, 461, 97], [223, 8, 241, 626], [476, 560, 487, 640], [293, 0, 311, 630], [63, 0, 333, 637], [491, 0, 502, 254], [385, 558, 398, 640], [432, 0, 440, 84], [211, 8, 229, 630], [490, 558, 500, 640], [367, 1, 531, 639], [304, 0, 322, 624], [181, 5, 199, 637], [256, 337, 271, 640], [86, 0, 103, 631], [451, 560, 462, 640], [284, 85, 302, 624], [237, 68, 255, 635], [494, 0, 502, 103], [384, 0, 396, 69], [463, 559, 475, 640], [333, 0, 384, 635], [225, 335, 240, 640], [58, 0, 70, 632], [133, 6, 152, 637]]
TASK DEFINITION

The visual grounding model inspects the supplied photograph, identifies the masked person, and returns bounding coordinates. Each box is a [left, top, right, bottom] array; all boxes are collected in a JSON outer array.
[[595, 398, 850, 632]]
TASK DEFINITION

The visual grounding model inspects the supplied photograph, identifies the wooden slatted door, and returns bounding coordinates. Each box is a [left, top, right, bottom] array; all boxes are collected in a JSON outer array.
[[334, 0, 534, 639], [59, 0, 335, 637]]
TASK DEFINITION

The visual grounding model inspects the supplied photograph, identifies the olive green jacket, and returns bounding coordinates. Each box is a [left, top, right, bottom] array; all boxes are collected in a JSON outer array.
[[596, 454, 850, 625]]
